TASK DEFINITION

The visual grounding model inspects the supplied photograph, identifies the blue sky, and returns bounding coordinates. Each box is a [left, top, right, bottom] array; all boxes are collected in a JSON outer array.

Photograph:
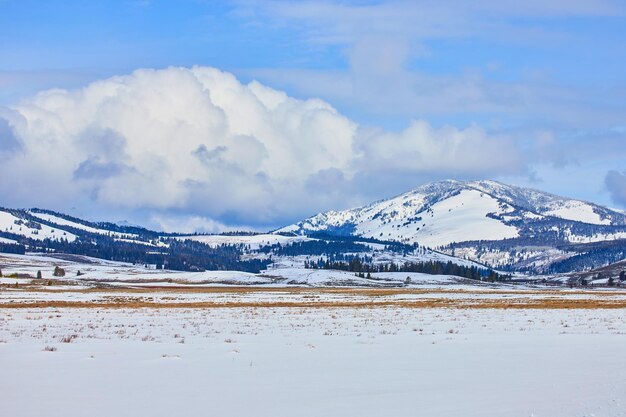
[[1, 0, 626, 230]]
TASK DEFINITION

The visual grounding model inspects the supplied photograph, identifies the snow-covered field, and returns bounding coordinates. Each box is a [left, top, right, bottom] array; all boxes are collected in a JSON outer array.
[[2, 247, 626, 416], [0, 252, 496, 287], [1, 304, 625, 417]]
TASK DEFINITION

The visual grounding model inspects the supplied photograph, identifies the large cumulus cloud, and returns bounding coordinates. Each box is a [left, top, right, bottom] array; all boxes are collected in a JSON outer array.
[[0, 66, 528, 230]]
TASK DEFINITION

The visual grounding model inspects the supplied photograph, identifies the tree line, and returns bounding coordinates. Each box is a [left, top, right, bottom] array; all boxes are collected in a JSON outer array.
[[305, 256, 508, 282]]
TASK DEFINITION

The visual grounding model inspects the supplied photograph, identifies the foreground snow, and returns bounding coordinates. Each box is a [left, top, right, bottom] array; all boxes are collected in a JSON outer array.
[[0, 306, 625, 417]]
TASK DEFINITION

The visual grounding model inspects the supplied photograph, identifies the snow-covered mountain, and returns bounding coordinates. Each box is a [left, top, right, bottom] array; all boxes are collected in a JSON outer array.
[[280, 180, 626, 246], [279, 180, 626, 272], [0, 205, 493, 278]]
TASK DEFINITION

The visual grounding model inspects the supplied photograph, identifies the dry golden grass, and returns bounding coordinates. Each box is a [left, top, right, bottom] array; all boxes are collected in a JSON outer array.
[[4, 283, 626, 297], [2, 297, 626, 310], [3, 282, 626, 310]]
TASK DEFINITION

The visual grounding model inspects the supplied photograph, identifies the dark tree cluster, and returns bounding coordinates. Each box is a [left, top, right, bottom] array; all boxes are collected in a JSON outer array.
[[304, 254, 373, 270], [305, 256, 508, 281], [259, 240, 371, 256], [0, 231, 271, 273], [0, 242, 26, 255], [548, 245, 626, 274], [305, 232, 417, 254]]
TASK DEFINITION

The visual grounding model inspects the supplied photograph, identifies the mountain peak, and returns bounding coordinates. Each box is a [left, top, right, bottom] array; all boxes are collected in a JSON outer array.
[[280, 179, 626, 248]]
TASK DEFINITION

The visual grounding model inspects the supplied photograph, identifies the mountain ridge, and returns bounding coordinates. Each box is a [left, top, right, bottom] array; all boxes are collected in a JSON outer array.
[[279, 179, 626, 272], [280, 179, 626, 243]]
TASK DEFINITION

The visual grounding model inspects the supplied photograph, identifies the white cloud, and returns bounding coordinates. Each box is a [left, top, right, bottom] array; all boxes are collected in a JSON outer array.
[[0, 66, 529, 229], [149, 214, 235, 234], [355, 121, 525, 175]]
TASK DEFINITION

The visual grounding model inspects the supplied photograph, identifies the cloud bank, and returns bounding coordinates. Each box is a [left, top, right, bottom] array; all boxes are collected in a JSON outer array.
[[241, 0, 626, 130], [0, 66, 528, 230]]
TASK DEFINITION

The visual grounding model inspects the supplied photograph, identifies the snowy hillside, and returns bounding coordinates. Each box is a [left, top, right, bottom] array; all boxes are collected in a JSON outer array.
[[0, 207, 160, 244], [0, 210, 77, 242], [280, 180, 626, 247], [279, 180, 626, 272], [27, 210, 141, 240]]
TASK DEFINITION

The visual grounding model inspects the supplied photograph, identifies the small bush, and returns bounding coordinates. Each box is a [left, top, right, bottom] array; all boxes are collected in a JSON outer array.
[[60, 335, 77, 343]]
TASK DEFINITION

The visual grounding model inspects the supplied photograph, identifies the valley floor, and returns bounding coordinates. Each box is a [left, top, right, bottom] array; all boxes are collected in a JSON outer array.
[[1, 285, 626, 417]]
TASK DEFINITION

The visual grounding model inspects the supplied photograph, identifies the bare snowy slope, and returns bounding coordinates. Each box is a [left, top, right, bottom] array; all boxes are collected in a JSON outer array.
[[0, 210, 77, 243], [0, 207, 163, 246]]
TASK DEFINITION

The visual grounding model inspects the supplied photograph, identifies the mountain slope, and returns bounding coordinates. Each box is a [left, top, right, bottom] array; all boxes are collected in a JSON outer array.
[[279, 180, 626, 272], [280, 180, 626, 246]]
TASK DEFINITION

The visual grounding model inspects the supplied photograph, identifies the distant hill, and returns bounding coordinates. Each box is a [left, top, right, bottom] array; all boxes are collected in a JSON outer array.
[[279, 180, 626, 273]]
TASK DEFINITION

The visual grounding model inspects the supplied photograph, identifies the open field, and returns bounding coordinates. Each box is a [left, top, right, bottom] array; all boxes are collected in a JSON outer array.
[[3, 284, 626, 309], [1, 300, 626, 417], [2, 249, 626, 416]]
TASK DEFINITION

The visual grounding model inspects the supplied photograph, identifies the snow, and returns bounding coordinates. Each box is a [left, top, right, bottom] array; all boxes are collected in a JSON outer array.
[[1, 305, 625, 417], [332, 189, 519, 248], [281, 180, 626, 250], [542, 200, 611, 225], [447, 246, 574, 272], [0, 252, 486, 288], [27, 211, 139, 239], [261, 267, 464, 286], [113, 237, 168, 247], [0, 210, 77, 242], [566, 230, 626, 243], [268, 244, 485, 272], [277, 180, 626, 273], [0, 253, 262, 285], [469, 180, 616, 225], [385, 189, 519, 247], [174, 233, 313, 249]]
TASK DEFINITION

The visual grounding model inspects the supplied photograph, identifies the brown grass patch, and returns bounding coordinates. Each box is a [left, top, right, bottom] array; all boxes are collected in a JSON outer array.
[[2, 297, 626, 310], [4, 284, 626, 297]]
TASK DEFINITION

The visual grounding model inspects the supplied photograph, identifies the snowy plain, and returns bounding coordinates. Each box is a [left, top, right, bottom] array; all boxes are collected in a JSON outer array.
[[2, 251, 626, 417], [1, 306, 625, 417]]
